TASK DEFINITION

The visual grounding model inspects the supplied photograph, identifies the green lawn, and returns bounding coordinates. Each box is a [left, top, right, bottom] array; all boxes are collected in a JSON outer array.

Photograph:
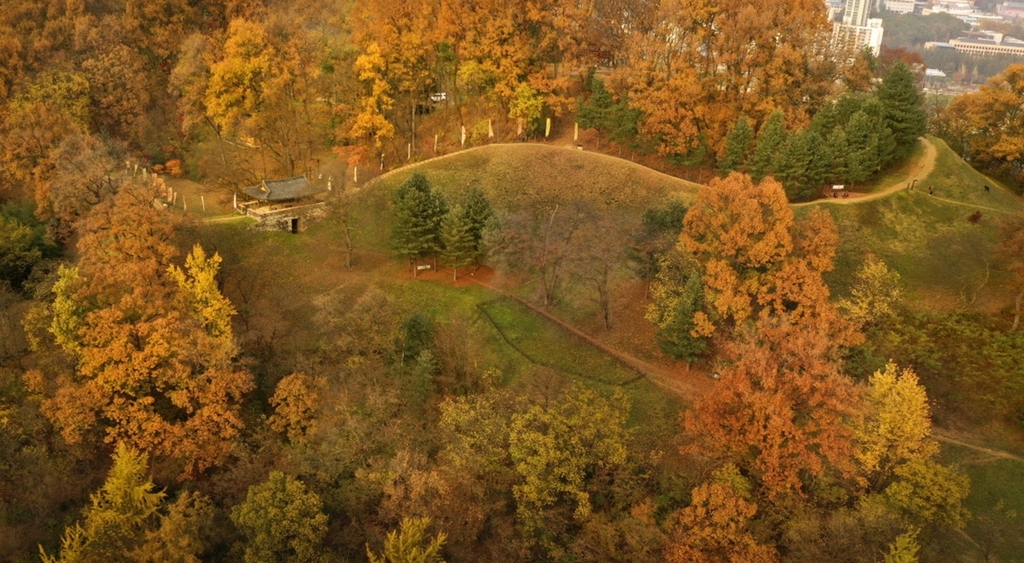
[[478, 297, 640, 386], [391, 281, 682, 433], [922, 137, 1022, 211], [928, 442, 1024, 562]]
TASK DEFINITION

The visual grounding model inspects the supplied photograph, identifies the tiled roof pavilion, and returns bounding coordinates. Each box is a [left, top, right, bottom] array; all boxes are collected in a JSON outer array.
[[243, 176, 325, 202]]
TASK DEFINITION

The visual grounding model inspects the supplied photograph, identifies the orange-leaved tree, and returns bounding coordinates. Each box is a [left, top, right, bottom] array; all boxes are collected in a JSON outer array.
[[618, 0, 837, 160], [937, 64, 1024, 184], [680, 172, 851, 342], [29, 180, 252, 477], [683, 313, 861, 500], [665, 465, 778, 563]]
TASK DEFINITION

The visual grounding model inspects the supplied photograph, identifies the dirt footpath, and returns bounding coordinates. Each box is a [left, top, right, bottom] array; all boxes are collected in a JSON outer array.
[[793, 137, 937, 208]]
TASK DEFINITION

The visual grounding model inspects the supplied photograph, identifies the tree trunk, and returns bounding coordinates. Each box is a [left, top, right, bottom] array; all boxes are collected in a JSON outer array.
[[594, 265, 611, 329], [343, 221, 353, 270], [452, 265, 457, 282], [1013, 289, 1023, 331]]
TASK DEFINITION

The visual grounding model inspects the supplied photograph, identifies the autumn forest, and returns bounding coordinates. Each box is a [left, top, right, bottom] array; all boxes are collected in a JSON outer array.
[[1, 0, 1024, 562]]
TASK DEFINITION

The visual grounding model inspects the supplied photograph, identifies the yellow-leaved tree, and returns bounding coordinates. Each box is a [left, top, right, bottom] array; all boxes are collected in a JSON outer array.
[[856, 363, 970, 531], [856, 363, 939, 488], [509, 385, 631, 557], [40, 443, 213, 562]]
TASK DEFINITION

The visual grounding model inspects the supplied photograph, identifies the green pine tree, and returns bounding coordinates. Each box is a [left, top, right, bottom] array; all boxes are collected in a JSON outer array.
[[577, 77, 613, 132], [718, 115, 754, 176], [878, 61, 927, 161], [846, 111, 881, 186], [41, 444, 166, 563], [805, 130, 832, 195], [861, 97, 898, 168], [750, 110, 788, 182], [576, 76, 641, 147], [809, 100, 840, 136], [825, 126, 850, 185], [423, 188, 449, 270], [440, 206, 477, 281], [773, 132, 814, 201], [391, 173, 448, 275], [392, 173, 432, 272], [462, 186, 493, 264]]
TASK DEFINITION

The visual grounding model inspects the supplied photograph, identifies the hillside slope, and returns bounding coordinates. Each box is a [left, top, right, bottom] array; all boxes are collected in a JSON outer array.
[[366, 143, 701, 208], [821, 137, 1024, 313]]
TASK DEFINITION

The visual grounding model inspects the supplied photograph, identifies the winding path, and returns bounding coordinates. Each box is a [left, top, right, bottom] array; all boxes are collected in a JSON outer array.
[[934, 431, 1024, 463], [469, 275, 1024, 463], [793, 137, 938, 208], [203, 135, 1024, 461]]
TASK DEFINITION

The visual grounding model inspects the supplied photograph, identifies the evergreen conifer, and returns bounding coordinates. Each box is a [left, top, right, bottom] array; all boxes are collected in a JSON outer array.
[[750, 110, 788, 182], [878, 62, 927, 161], [718, 115, 754, 176]]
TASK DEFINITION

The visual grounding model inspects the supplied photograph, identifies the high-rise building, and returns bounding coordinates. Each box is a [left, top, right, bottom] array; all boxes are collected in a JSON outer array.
[[833, 18, 885, 56], [843, 0, 870, 26]]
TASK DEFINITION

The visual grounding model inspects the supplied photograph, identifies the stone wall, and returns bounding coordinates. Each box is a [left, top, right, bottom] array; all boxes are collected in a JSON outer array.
[[248, 201, 328, 232]]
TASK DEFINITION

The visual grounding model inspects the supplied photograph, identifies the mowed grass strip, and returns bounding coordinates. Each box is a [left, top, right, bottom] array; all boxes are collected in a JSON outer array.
[[393, 280, 681, 435], [476, 295, 682, 436], [479, 297, 642, 386]]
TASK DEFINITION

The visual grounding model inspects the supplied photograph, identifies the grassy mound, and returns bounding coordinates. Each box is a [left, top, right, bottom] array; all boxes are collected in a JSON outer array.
[[819, 138, 1024, 313], [371, 144, 701, 209], [354, 143, 701, 247], [193, 137, 1023, 557]]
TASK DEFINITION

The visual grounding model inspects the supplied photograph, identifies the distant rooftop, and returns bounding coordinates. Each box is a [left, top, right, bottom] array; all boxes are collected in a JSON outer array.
[[243, 176, 325, 202], [947, 31, 1024, 56]]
